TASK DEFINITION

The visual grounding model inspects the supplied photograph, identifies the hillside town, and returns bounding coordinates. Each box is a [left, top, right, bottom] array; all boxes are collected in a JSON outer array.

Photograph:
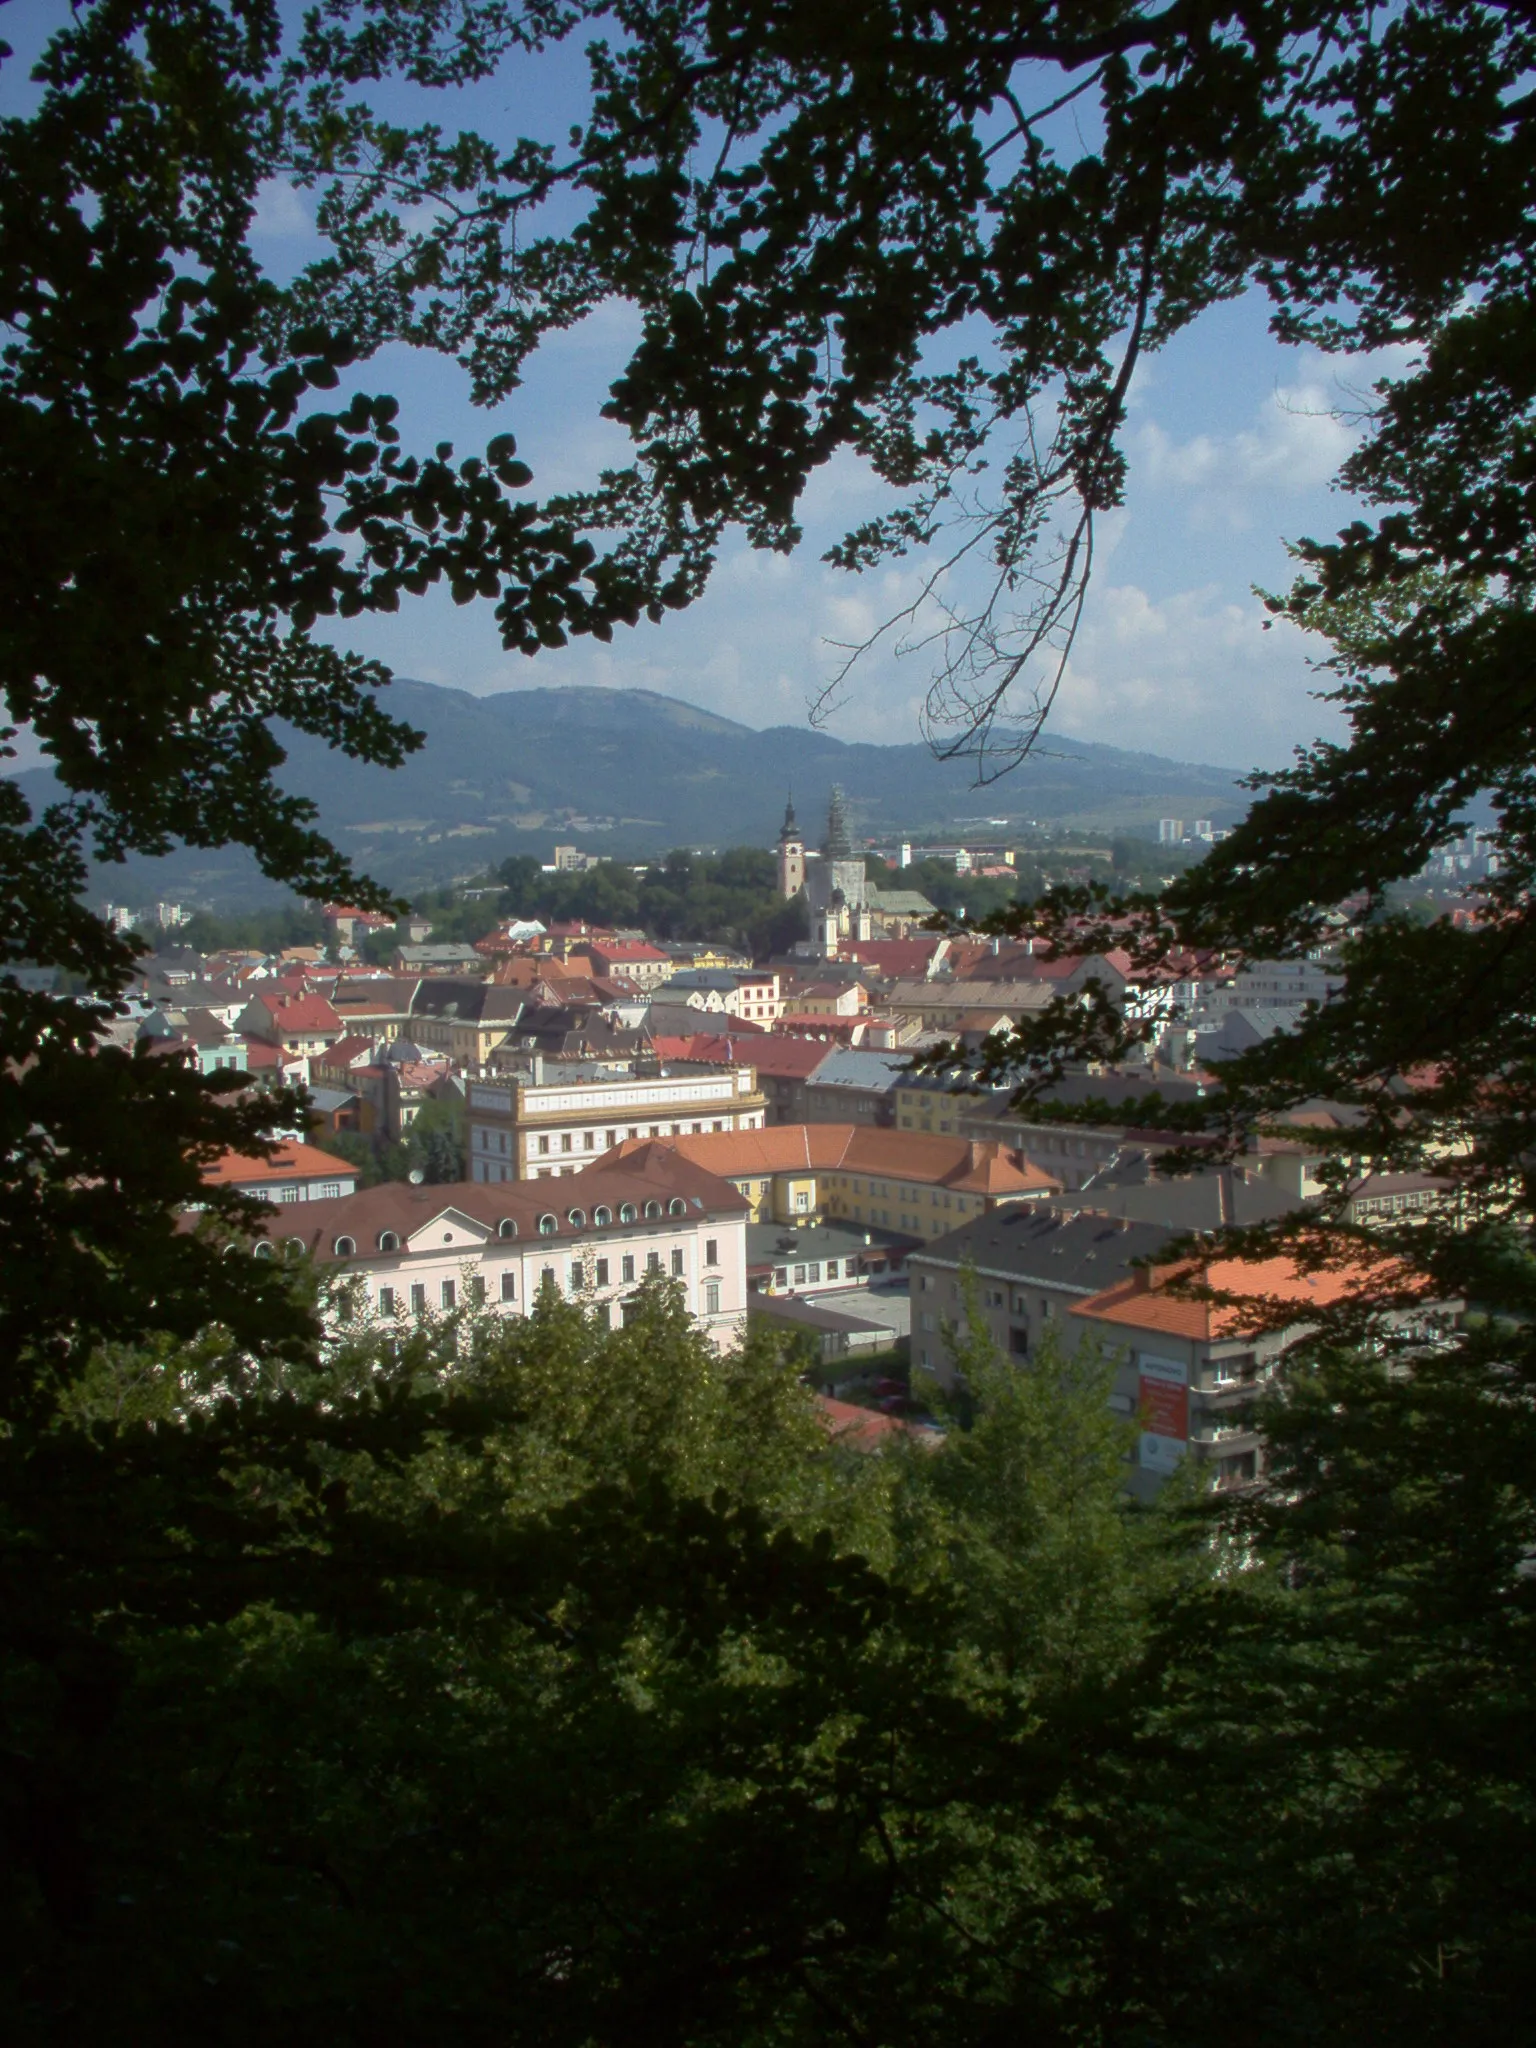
[[108, 786, 1464, 1492]]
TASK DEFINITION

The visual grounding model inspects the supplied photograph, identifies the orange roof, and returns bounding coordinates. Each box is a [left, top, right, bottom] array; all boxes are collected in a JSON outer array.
[[202, 1140, 358, 1187], [604, 1123, 1058, 1197], [1073, 1249, 1417, 1342], [815, 1395, 910, 1450]]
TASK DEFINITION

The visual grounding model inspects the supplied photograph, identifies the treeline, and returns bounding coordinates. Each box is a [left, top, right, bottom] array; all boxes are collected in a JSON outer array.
[[21, 1284, 1530, 2040], [492, 847, 808, 951]]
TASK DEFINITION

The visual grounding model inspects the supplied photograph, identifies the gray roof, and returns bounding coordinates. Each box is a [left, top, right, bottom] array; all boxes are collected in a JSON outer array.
[[914, 1204, 1176, 1293], [749, 1294, 890, 1336], [305, 1085, 360, 1114], [395, 944, 484, 967], [866, 889, 938, 915], [409, 980, 525, 1023], [747, 1217, 915, 1266], [805, 1048, 913, 1094], [1062, 1160, 1300, 1231]]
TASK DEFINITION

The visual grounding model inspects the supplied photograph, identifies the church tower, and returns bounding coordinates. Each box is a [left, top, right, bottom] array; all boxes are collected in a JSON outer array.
[[776, 792, 805, 898]]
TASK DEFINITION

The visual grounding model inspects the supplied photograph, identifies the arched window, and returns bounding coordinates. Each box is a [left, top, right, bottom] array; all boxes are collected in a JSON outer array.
[[497, 1217, 517, 1239], [334, 1235, 356, 1258], [538, 1213, 558, 1236], [667, 1198, 687, 1217], [567, 1207, 586, 1229], [283, 1237, 306, 1259], [644, 1200, 662, 1219], [593, 1205, 612, 1227], [252, 1240, 274, 1260], [619, 1202, 637, 1224], [377, 1230, 400, 1253]]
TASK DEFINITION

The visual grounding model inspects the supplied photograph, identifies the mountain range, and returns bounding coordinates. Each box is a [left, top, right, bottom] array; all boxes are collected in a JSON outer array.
[[14, 681, 1248, 906]]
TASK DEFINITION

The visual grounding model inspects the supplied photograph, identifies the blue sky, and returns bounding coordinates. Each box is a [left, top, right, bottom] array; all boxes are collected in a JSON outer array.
[[4, 4, 1400, 777]]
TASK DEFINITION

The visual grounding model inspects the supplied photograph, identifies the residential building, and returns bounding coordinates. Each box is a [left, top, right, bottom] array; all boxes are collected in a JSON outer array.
[[201, 1140, 360, 1204], [653, 967, 783, 1021], [800, 1047, 910, 1127], [583, 939, 673, 989], [229, 1144, 749, 1349], [393, 942, 487, 975], [912, 1211, 1458, 1498], [881, 980, 1057, 1034], [604, 1124, 1059, 1234], [466, 1064, 767, 1182], [235, 990, 343, 1058], [747, 1217, 913, 1295], [409, 980, 528, 1064], [1067, 1252, 1458, 1498], [909, 1206, 1175, 1380]]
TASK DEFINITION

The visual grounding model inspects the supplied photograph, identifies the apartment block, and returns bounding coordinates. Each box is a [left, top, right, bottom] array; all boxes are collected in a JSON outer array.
[[466, 1064, 767, 1182]]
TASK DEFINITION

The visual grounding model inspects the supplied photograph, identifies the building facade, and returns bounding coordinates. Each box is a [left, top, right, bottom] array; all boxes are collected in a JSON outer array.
[[466, 1065, 768, 1182], [233, 1146, 750, 1349]]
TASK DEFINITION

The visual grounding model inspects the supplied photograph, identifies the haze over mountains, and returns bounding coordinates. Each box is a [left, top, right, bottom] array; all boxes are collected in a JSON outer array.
[[17, 681, 1247, 905]]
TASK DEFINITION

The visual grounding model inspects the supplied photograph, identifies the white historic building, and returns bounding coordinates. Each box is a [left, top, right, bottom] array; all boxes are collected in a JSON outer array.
[[239, 1143, 750, 1348], [466, 1065, 766, 1182]]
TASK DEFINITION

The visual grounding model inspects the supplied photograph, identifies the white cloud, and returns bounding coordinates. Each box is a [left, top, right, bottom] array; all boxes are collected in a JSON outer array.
[[250, 179, 313, 241]]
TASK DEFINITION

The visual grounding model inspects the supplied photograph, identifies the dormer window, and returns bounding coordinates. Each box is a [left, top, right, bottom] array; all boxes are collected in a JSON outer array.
[[567, 1208, 586, 1229], [538, 1213, 558, 1236], [497, 1217, 517, 1239], [252, 1241, 274, 1260], [334, 1235, 356, 1258], [593, 1206, 612, 1227], [619, 1203, 637, 1224], [644, 1200, 662, 1219], [667, 1198, 686, 1216], [377, 1230, 400, 1253]]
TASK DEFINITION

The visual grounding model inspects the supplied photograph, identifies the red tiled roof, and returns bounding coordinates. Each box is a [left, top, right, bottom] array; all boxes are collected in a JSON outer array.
[[1072, 1249, 1425, 1342], [604, 1123, 1059, 1196], [202, 1140, 358, 1187]]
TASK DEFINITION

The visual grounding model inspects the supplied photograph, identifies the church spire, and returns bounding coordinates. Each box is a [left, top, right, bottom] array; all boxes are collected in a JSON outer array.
[[824, 783, 852, 859], [779, 789, 799, 840]]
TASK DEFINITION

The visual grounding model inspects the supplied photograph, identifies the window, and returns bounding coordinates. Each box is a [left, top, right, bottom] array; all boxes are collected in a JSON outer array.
[[561, 1134, 573, 1152], [619, 1203, 637, 1223], [921, 1312, 936, 1333], [538, 1135, 550, 1155], [377, 1230, 400, 1252], [794, 1190, 810, 1212], [500, 1271, 517, 1302], [471, 1276, 486, 1305], [584, 1131, 595, 1149], [334, 1235, 356, 1257], [644, 1200, 662, 1219], [705, 1238, 719, 1265], [668, 1197, 687, 1216], [410, 1283, 426, 1314], [594, 1206, 612, 1227], [622, 1254, 635, 1283], [567, 1208, 586, 1228], [569, 1261, 584, 1291], [671, 1247, 684, 1277], [498, 1218, 517, 1239], [538, 1213, 558, 1235], [773, 1266, 787, 1286], [252, 1240, 274, 1259], [378, 1286, 395, 1317], [541, 1264, 557, 1292], [606, 1130, 617, 1148], [704, 1281, 720, 1315], [441, 1278, 456, 1310], [647, 1251, 661, 1274], [538, 1168, 551, 1179], [595, 1257, 609, 1287], [807, 1262, 821, 1282], [794, 1264, 806, 1284], [1009, 1326, 1030, 1357], [318, 1182, 341, 1200], [826, 1259, 838, 1279], [622, 1299, 641, 1325]]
